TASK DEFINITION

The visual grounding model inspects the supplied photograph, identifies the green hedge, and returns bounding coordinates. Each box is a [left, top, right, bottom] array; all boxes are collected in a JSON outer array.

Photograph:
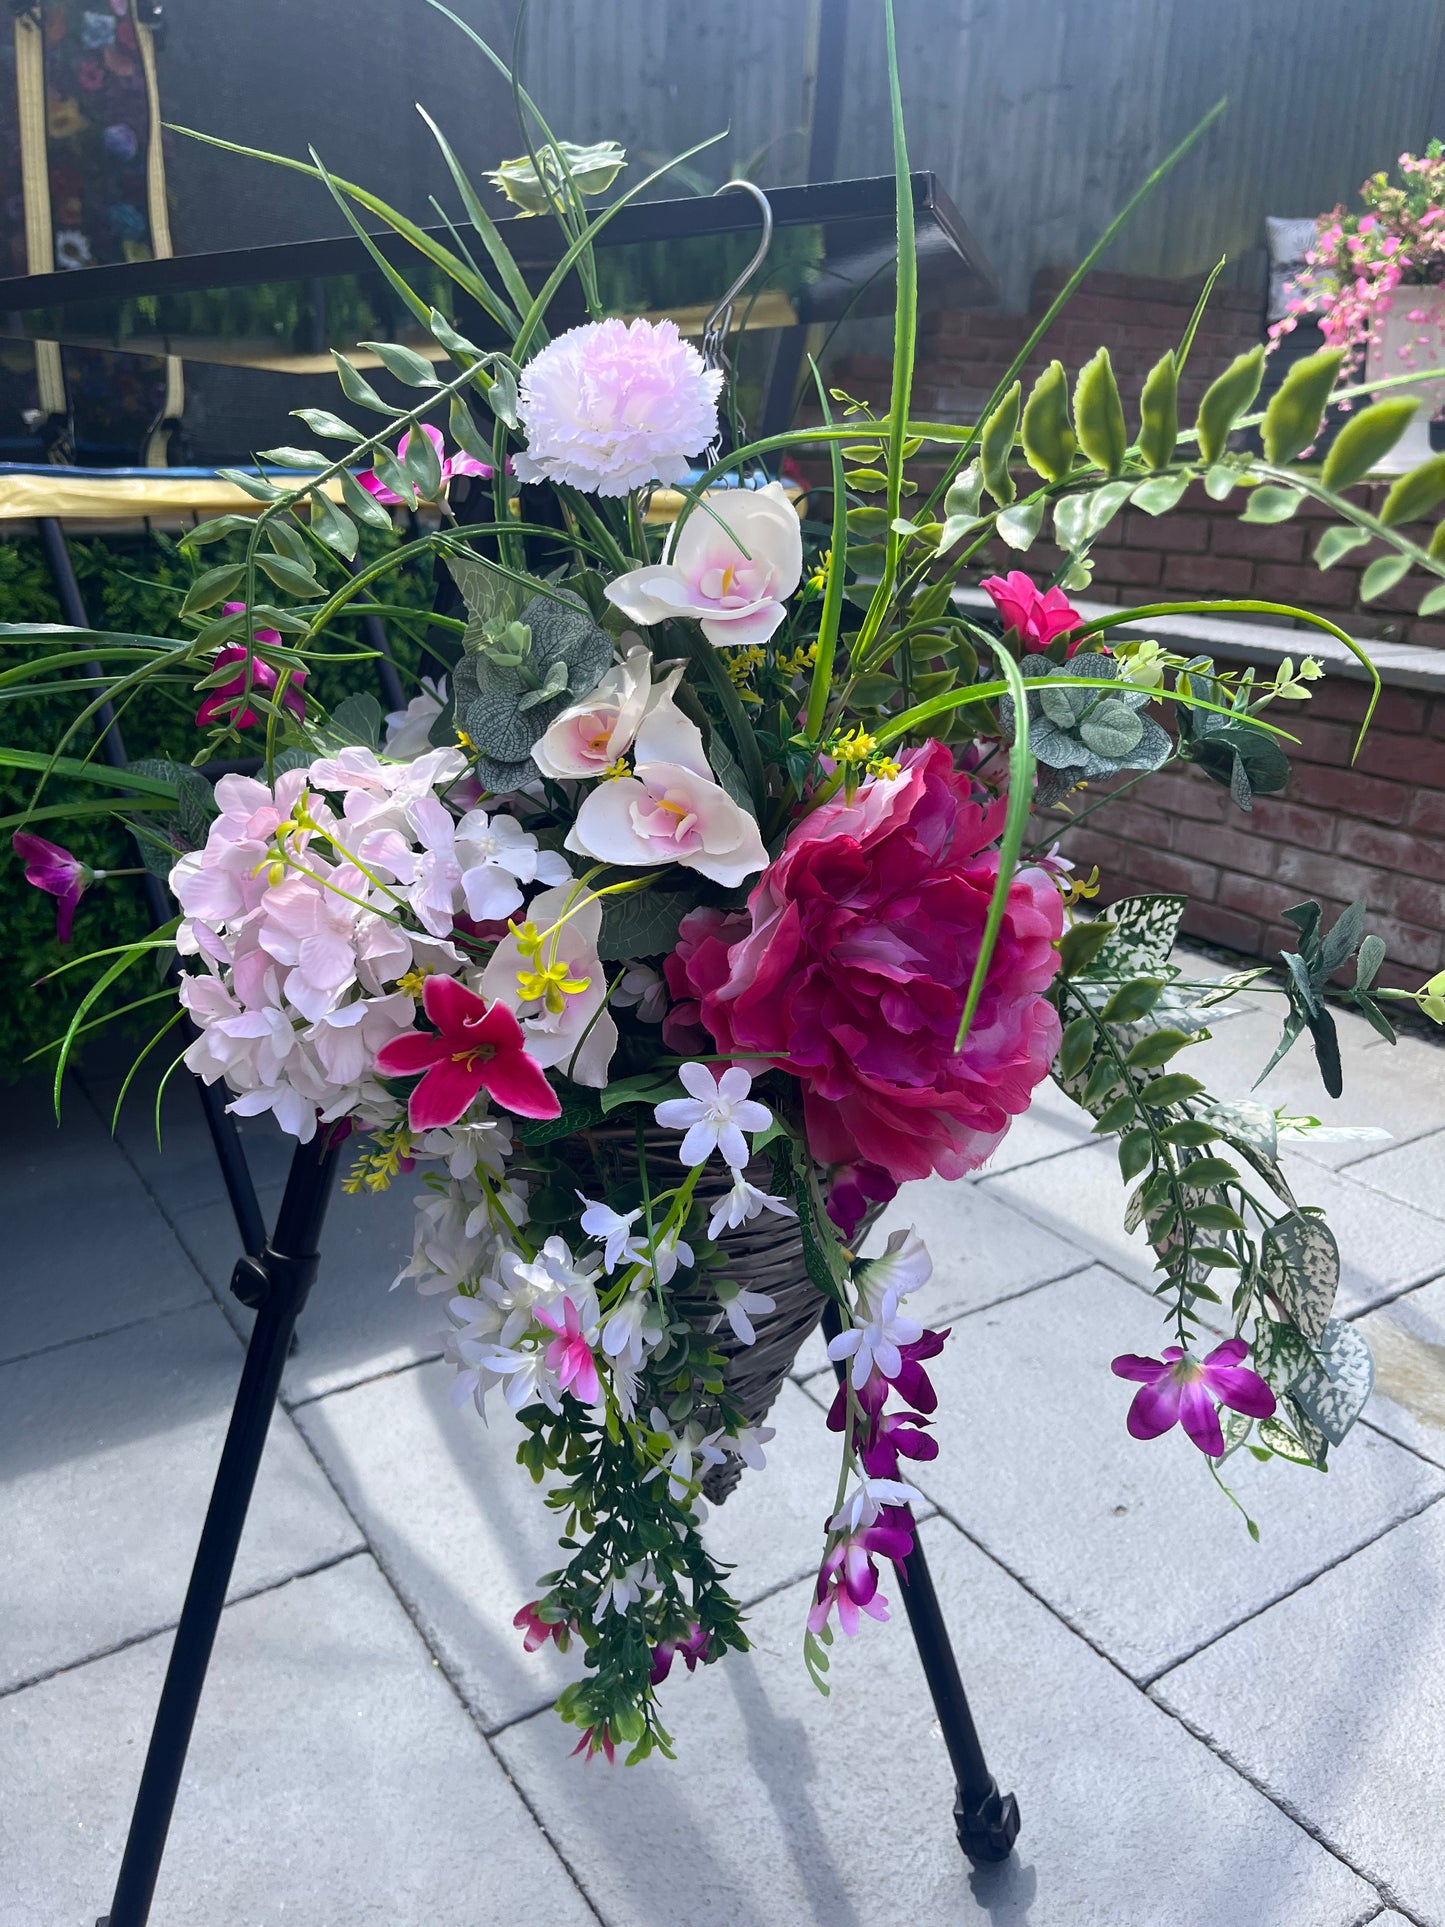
[[0, 528, 434, 1081]]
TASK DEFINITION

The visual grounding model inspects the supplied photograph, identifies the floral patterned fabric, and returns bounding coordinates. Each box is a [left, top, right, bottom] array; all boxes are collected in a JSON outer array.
[[41, 0, 154, 274], [0, 3, 169, 457]]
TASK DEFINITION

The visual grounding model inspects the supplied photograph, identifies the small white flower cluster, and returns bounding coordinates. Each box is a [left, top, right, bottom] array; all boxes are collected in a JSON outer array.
[[827, 1228, 933, 1390], [172, 749, 583, 1142], [654, 1062, 796, 1245]]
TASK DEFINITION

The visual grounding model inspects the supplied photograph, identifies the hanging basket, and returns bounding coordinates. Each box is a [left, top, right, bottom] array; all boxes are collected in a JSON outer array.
[[550, 1123, 828, 1503]]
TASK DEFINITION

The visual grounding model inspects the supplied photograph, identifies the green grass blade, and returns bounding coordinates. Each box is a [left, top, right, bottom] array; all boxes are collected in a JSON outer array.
[[804, 364, 849, 743], [955, 641, 1034, 1053], [112, 1007, 186, 1132], [415, 105, 529, 327], [170, 125, 510, 326], [918, 98, 1228, 520]]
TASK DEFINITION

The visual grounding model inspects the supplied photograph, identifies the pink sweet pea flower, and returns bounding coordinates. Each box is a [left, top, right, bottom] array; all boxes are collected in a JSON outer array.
[[570, 1723, 617, 1765], [513, 1600, 572, 1654], [355, 424, 492, 506], [197, 605, 306, 729], [1111, 1339, 1276, 1458], [534, 1296, 602, 1406], [981, 570, 1083, 654], [12, 832, 93, 942], [649, 1621, 712, 1685], [807, 1510, 916, 1637], [373, 974, 561, 1129]]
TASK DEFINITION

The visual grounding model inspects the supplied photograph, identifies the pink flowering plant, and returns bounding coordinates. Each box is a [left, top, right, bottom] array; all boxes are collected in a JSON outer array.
[[1271, 142, 1445, 387], [8, 2, 1445, 1764]]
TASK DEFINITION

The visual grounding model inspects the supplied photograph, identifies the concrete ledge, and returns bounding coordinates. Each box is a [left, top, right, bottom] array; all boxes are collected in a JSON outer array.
[[954, 586, 1445, 694]]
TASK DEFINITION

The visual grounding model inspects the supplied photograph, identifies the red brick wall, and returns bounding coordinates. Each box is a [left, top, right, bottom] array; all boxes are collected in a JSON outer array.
[[1046, 680, 1445, 988], [825, 266, 1445, 980], [832, 267, 1445, 647]]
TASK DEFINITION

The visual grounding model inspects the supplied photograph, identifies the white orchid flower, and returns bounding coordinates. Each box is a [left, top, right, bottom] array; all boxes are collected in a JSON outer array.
[[564, 694, 767, 887], [479, 883, 619, 1087], [530, 643, 684, 780], [654, 1062, 772, 1168], [604, 482, 802, 648]]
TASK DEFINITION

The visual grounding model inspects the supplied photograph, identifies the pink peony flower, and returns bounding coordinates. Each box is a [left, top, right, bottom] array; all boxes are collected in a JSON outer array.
[[513, 317, 723, 496], [670, 742, 1063, 1186], [197, 606, 306, 729], [661, 905, 748, 1053], [981, 571, 1083, 653], [355, 424, 492, 506]]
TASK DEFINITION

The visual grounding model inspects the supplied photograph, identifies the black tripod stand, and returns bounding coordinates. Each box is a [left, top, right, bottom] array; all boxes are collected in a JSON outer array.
[[92, 1116, 1016, 1925]]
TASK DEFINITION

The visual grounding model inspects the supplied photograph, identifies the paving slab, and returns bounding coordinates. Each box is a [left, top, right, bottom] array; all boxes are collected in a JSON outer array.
[[0, 1076, 210, 1362], [0, 1555, 596, 1927], [297, 1369, 871, 1731], [79, 1057, 296, 1220], [168, 1177, 442, 1404], [981, 1139, 1445, 1316], [869, 1171, 1089, 1317], [0, 1302, 361, 1691], [1355, 1277, 1445, 1470], [1347, 1128, 1445, 1220], [1154, 1500, 1445, 1927], [1280, 1154, 1445, 1317], [788, 1168, 1091, 1381], [966, 1075, 1096, 1177], [874, 1265, 1445, 1682], [495, 1516, 1376, 1927], [1184, 998, 1445, 1171]]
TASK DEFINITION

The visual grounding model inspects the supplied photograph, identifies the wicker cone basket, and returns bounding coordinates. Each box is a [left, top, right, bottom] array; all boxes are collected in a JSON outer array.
[[574, 1125, 824, 1504]]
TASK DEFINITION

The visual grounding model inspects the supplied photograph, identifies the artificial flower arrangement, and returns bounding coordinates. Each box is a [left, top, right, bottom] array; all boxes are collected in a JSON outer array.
[[11, 4, 1445, 1766], [1271, 140, 1445, 387]]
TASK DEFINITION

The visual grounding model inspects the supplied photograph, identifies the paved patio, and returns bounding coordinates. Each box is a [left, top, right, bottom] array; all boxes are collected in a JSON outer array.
[[3, 949, 1444, 1926]]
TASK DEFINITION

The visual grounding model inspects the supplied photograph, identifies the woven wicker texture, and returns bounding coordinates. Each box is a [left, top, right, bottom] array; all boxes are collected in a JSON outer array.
[[570, 1124, 824, 1504]]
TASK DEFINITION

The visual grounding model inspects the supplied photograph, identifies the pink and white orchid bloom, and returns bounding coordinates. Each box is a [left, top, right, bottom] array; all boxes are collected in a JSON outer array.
[[479, 882, 618, 1087], [604, 481, 802, 647], [530, 643, 684, 780], [564, 694, 767, 887]]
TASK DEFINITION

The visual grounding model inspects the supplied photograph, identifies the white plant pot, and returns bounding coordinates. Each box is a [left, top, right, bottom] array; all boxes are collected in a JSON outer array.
[[1364, 283, 1445, 473]]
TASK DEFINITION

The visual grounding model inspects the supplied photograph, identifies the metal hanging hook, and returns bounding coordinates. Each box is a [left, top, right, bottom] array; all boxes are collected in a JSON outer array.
[[701, 179, 774, 469], [702, 178, 775, 368]]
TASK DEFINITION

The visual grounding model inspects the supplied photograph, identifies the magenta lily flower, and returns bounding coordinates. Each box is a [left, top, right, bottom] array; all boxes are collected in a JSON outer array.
[[373, 975, 561, 1130], [535, 1296, 602, 1407], [980, 570, 1083, 654], [1111, 1339, 1276, 1458], [356, 424, 492, 506], [12, 832, 93, 943], [197, 605, 306, 729]]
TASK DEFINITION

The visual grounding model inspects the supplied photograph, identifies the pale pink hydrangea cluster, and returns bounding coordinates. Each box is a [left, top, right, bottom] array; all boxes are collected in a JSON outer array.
[[171, 748, 573, 1142], [513, 316, 723, 496]]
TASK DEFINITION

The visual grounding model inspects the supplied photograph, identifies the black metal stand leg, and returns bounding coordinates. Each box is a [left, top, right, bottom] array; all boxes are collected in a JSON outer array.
[[896, 1533, 1021, 1863], [821, 1301, 1019, 1864], [98, 1129, 343, 1927]]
